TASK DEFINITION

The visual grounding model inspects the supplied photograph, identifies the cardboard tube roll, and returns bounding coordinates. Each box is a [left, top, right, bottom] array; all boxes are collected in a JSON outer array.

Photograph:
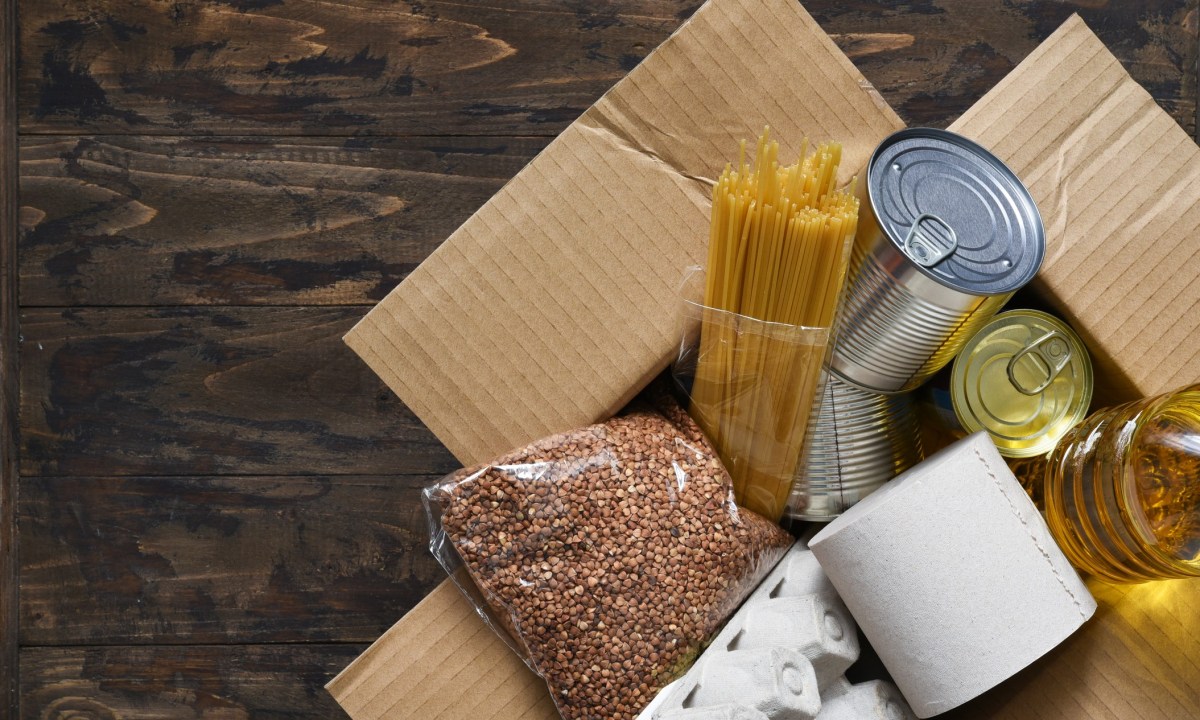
[[809, 432, 1097, 718]]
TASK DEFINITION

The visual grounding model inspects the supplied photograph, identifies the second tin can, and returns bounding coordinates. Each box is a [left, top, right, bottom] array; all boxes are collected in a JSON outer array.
[[788, 370, 924, 521], [951, 309, 1093, 458], [830, 128, 1046, 394]]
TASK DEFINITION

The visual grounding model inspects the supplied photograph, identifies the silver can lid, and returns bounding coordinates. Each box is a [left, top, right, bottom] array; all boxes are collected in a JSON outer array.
[[868, 128, 1045, 295]]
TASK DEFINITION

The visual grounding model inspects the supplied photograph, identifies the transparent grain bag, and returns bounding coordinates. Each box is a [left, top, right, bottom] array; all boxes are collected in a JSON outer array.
[[424, 386, 793, 720]]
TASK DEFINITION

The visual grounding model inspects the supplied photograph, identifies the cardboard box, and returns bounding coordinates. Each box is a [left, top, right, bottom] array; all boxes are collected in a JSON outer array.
[[342, 0, 902, 468], [949, 21, 1200, 406], [331, 0, 1200, 717]]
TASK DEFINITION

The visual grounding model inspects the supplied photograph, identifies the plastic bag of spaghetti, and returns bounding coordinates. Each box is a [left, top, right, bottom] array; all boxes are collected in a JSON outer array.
[[673, 133, 857, 522], [424, 386, 793, 720], [674, 268, 833, 522]]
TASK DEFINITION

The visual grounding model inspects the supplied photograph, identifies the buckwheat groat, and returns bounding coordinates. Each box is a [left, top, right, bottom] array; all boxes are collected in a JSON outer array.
[[427, 392, 793, 720]]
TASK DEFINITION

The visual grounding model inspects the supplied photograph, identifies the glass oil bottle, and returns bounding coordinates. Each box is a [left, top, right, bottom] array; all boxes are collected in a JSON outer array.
[[1042, 384, 1200, 583]]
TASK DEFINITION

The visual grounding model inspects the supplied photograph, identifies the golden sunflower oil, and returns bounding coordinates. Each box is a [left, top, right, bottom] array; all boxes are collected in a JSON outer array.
[[1042, 384, 1200, 583]]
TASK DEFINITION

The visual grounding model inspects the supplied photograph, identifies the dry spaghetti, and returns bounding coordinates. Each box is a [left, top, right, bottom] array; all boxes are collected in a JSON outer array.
[[688, 129, 859, 521]]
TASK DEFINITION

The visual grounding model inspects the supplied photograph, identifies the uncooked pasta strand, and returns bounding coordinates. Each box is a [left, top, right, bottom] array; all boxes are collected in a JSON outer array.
[[689, 129, 858, 522]]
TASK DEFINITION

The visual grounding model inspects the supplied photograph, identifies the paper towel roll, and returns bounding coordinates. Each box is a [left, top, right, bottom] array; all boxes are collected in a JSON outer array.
[[809, 432, 1096, 718]]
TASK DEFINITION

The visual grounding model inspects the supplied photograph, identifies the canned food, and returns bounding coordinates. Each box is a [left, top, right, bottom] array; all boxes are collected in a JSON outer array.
[[951, 309, 1093, 458], [788, 370, 924, 521], [830, 128, 1046, 394]]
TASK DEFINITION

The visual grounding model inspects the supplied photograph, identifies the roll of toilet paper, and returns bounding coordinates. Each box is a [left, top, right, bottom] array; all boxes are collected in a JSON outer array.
[[809, 432, 1096, 718]]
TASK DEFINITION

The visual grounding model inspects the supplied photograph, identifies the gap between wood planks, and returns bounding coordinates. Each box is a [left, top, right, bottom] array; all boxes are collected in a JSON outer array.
[[2, 0, 21, 715]]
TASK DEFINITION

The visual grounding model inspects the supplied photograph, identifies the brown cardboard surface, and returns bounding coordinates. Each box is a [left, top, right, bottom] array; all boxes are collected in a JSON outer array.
[[332, 3, 1200, 720], [326, 580, 560, 720], [949, 14, 1200, 404], [942, 578, 1200, 720], [344, 0, 902, 467]]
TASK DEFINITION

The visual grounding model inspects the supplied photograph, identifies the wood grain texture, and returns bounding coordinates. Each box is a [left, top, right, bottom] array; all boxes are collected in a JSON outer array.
[[2, 0, 21, 712], [820, 0, 1198, 137], [20, 475, 442, 644], [18, 0, 692, 136], [19, 135, 548, 307], [19, 307, 458, 477], [21, 644, 362, 720], [10, 1, 1200, 719], [18, 0, 1197, 138]]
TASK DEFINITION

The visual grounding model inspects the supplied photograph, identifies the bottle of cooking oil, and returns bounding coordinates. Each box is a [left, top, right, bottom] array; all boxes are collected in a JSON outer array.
[[1042, 384, 1200, 583]]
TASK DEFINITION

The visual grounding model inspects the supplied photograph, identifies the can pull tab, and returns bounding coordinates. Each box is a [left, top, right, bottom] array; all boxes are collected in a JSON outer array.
[[1008, 331, 1073, 395], [903, 214, 958, 268]]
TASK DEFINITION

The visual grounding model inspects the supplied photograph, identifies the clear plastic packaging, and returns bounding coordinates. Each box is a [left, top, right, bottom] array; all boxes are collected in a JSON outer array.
[[425, 387, 794, 720], [674, 270, 832, 522]]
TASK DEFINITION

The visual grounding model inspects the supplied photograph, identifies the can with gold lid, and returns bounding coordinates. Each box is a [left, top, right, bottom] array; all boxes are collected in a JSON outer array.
[[950, 309, 1093, 458]]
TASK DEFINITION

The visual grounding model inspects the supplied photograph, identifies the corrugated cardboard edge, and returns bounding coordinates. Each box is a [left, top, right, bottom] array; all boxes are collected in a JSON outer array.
[[343, 0, 902, 468], [326, 580, 560, 720], [950, 14, 1200, 404]]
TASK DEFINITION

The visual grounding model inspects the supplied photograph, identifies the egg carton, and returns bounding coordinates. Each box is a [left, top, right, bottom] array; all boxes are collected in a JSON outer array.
[[639, 542, 914, 720]]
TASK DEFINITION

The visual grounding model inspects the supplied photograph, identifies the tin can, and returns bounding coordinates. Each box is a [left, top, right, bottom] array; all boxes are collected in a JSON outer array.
[[951, 309, 1093, 458], [830, 128, 1046, 394], [788, 370, 924, 521]]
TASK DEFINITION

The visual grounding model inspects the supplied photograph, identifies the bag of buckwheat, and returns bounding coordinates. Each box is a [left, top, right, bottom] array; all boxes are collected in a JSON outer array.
[[424, 387, 793, 720]]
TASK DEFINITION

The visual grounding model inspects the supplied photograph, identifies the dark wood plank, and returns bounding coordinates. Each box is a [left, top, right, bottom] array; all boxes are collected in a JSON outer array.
[[21, 644, 362, 720], [18, 1, 1197, 138], [18, 0, 693, 136], [20, 475, 442, 644], [814, 0, 1198, 137], [2, 0, 21, 712], [17, 8, 1199, 309], [19, 135, 547, 307], [19, 307, 459, 477]]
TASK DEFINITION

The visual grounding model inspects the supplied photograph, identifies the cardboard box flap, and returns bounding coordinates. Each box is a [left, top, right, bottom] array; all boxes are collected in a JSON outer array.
[[344, 0, 902, 466], [332, 9, 1200, 720], [941, 579, 1200, 720], [949, 14, 1200, 404], [326, 580, 560, 720]]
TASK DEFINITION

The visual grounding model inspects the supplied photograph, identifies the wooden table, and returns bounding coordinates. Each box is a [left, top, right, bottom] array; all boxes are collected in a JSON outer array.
[[1, 1, 1196, 717]]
